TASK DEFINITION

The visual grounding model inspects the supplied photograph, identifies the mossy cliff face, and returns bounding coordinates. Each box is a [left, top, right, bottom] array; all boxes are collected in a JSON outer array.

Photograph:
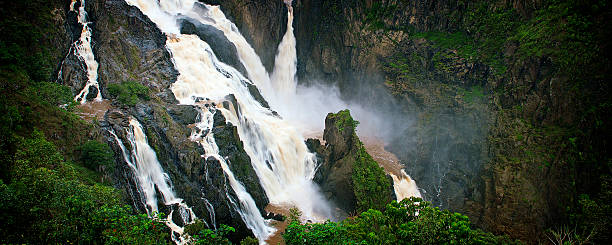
[[216, 0, 611, 242], [310, 110, 394, 214]]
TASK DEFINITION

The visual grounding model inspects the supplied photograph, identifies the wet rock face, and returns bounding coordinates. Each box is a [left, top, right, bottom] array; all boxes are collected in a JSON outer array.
[[312, 111, 394, 214], [199, 0, 288, 72], [57, 0, 88, 96], [311, 113, 360, 213], [83, 0, 269, 241], [166, 104, 200, 125], [179, 17, 248, 77], [86, 0, 178, 103], [212, 110, 269, 212]]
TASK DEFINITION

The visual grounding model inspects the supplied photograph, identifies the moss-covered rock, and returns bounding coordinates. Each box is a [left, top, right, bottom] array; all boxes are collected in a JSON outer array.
[[313, 110, 393, 214]]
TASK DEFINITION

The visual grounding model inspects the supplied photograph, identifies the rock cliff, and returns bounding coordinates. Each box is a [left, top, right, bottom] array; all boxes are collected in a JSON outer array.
[[309, 110, 394, 214], [217, 0, 611, 242], [54, 0, 271, 242]]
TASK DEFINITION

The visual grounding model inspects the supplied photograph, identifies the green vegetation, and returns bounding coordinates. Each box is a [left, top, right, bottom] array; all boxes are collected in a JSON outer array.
[[79, 140, 115, 171], [284, 197, 519, 244], [0, 130, 170, 244], [192, 224, 235, 245], [329, 109, 359, 132], [511, 0, 608, 79], [363, 2, 398, 31], [328, 109, 392, 212], [0, 1, 173, 243], [107, 81, 150, 106], [352, 144, 392, 212], [185, 221, 259, 245]]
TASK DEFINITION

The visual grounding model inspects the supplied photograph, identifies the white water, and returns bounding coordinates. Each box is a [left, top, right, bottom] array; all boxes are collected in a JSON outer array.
[[126, 0, 333, 229], [109, 120, 196, 244], [391, 170, 422, 201], [123, 0, 420, 242], [70, 0, 102, 103], [270, 1, 297, 99], [190, 108, 275, 240]]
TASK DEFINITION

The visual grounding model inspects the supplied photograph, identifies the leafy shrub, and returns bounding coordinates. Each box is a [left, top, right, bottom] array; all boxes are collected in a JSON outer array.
[[185, 220, 237, 244], [284, 197, 519, 245], [11, 130, 64, 178], [192, 224, 235, 245], [78, 140, 114, 171], [352, 144, 392, 212], [28, 81, 73, 106], [284, 221, 349, 245], [107, 81, 150, 106], [0, 130, 170, 244], [95, 205, 170, 245]]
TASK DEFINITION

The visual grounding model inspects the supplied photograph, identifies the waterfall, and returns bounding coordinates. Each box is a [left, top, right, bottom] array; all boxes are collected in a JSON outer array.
[[190, 107, 275, 240], [70, 0, 102, 103], [109, 120, 196, 244], [390, 170, 422, 201], [270, 0, 298, 99], [126, 0, 333, 229]]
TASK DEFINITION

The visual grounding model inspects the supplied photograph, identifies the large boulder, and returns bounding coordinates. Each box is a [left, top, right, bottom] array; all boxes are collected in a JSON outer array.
[[311, 110, 393, 214]]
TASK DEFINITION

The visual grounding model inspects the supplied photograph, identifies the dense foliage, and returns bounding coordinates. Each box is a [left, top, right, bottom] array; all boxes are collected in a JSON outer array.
[[107, 81, 150, 106], [284, 197, 518, 245], [0, 1, 173, 243], [184, 220, 259, 245], [79, 140, 115, 171], [352, 144, 392, 212], [0, 131, 170, 244]]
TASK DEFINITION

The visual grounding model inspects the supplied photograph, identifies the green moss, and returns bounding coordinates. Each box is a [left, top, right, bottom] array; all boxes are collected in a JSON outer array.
[[510, 0, 608, 80], [352, 144, 392, 212], [107, 81, 150, 106], [329, 109, 359, 132]]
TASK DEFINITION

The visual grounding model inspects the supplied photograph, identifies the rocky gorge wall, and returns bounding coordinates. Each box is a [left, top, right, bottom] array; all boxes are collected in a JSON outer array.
[[215, 0, 611, 243], [40, 0, 610, 243], [54, 0, 273, 241]]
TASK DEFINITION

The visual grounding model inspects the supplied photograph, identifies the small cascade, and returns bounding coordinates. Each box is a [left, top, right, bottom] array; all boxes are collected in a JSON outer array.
[[190, 108, 275, 240], [108, 120, 196, 244], [69, 0, 102, 103], [390, 170, 422, 201], [183, 3, 275, 100], [270, 0, 298, 99]]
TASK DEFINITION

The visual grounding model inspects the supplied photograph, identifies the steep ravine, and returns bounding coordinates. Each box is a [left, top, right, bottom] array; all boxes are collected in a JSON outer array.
[[215, 0, 611, 243], [31, 0, 610, 243]]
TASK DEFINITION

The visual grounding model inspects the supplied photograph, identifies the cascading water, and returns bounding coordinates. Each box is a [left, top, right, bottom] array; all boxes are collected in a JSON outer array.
[[109, 120, 196, 244], [69, 0, 102, 103], [121, 0, 419, 242], [125, 0, 333, 233], [189, 107, 275, 240], [270, 0, 297, 98], [391, 170, 422, 201]]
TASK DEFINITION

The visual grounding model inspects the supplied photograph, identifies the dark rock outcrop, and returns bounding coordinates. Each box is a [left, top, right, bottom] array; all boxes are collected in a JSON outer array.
[[178, 17, 248, 77], [311, 110, 394, 214], [199, 0, 288, 72], [81, 0, 270, 242], [86, 0, 178, 103], [212, 108, 269, 212]]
